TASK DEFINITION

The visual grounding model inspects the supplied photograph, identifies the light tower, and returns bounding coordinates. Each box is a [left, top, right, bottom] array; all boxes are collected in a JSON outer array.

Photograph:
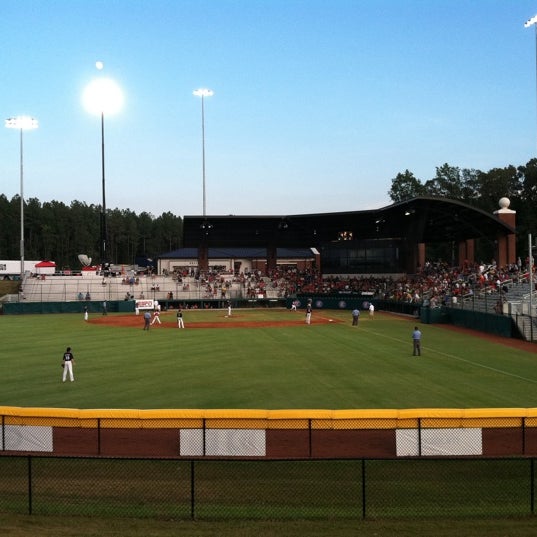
[[193, 88, 214, 216], [83, 62, 124, 272], [5, 116, 38, 279]]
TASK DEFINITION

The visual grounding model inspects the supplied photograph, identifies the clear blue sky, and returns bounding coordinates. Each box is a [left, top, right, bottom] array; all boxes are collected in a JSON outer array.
[[2, 0, 537, 218]]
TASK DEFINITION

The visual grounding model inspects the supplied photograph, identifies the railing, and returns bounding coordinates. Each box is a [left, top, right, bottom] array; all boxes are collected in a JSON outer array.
[[16, 275, 279, 304], [0, 455, 535, 520], [3, 408, 537, 519]]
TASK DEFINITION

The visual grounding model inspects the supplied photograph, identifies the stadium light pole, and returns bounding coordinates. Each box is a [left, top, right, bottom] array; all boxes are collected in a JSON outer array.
[[193, 88, 213, 217], [530, 234, 534, 321], [5, 116, 38, 280], [525, 14, 537, 153], [83, 62, 123, 273]]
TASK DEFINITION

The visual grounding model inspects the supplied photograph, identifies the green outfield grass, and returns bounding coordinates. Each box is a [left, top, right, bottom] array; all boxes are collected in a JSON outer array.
[[3, 308, 537, 536], [1, 308, 537, 410]]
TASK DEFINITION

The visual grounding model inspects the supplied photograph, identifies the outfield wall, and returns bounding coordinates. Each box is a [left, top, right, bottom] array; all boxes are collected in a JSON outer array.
[[2, 407, 537, 459]]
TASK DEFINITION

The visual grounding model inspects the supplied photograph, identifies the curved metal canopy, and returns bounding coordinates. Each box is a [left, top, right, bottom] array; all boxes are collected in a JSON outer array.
[[182, 197, 515, 248]]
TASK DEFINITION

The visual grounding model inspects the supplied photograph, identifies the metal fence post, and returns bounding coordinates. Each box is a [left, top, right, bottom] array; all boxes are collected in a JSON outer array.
[[531, 458, 535, 515], [418, 418, 422, 457], [361, 459, 366, 519], [308, 419, 312, 458], [203, 419, 206, 457], [190, 460, 195, 519], [96, 417, 101, 455], [27, 456, 33, 515], [523, 416, 527, 455]]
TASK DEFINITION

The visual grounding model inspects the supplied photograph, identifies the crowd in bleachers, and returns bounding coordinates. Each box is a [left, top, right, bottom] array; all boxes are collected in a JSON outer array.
[[254, 258, 532, 307], [17, 257, 533, 308]]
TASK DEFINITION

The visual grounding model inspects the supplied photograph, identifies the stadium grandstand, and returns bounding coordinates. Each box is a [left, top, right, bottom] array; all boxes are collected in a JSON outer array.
[[4, 195, 536, 341]]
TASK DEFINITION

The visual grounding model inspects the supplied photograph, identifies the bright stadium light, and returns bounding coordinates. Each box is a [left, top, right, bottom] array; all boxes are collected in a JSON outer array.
[[525, 14, 537, 28], [83, 62, 124, 273], [525, 14, 537, 153]]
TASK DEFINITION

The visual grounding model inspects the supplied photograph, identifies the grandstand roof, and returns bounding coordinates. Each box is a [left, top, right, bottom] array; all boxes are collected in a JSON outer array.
[[160, 247, 316, 259], [182, 197, 515, 248]]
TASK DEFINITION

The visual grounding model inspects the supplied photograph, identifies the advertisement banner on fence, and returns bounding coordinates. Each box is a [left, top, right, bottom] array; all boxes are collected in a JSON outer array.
[[135, 299, 155, 311]]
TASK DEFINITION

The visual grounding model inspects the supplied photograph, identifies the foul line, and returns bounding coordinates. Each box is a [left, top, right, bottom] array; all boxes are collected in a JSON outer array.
[[366, 327, 537, 385]]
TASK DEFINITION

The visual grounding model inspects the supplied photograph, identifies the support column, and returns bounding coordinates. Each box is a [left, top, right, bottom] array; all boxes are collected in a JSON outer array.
[[457, 239, 475, 266], [493, 198, 516, 267], [198, 244, 208, 272], [466, 239, 475, 264], [458, 241, 467, 267], [266, 244, 277, 274], [418, 243, 426, 271]]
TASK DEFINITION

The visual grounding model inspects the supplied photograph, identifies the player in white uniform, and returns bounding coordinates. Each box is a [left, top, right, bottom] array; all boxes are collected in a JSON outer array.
[[151, 310, 162, 325]]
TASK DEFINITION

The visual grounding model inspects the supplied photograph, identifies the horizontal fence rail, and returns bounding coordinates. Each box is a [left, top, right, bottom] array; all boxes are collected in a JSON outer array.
[[0, 455, 535, 520], [2, 407, 537, 459]]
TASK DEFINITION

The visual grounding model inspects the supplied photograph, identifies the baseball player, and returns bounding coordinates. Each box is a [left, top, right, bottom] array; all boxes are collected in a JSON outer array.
[[305, 300, 312, 324], [62, 347, 75, 382], [151, 309, 162, 325], [177, 309, 185, 328]]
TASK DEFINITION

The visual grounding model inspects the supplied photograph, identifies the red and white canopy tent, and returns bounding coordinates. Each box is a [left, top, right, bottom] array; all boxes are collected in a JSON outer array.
[[34, 261, 56, 275]]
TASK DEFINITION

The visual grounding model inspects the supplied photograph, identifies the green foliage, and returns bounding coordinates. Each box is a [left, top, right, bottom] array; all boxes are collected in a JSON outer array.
[[387, 159, 535, 259], [387, 170, 425, 202], [0, 196, 183, 269]]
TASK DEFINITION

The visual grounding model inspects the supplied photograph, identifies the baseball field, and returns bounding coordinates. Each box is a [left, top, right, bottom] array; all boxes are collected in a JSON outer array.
[[2, 307, 537, 536], [1, 307, 536, 410]]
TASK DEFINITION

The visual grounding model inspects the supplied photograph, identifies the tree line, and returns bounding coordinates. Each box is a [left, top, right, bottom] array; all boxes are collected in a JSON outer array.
[[0, 195, 182, 270], [1, 158, 536, 270], [388, 158, 537, 259]]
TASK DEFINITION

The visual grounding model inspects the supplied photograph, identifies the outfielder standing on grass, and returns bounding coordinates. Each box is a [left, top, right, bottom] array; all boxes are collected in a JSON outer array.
[[62, 347, 75, 382]]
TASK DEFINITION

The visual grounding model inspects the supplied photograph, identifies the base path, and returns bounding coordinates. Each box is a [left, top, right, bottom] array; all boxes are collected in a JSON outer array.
[[88, 314, 343, 329]]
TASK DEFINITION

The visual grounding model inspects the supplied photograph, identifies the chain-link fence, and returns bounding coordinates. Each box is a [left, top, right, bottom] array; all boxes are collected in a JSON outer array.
[[0, 455, 535, 520]]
